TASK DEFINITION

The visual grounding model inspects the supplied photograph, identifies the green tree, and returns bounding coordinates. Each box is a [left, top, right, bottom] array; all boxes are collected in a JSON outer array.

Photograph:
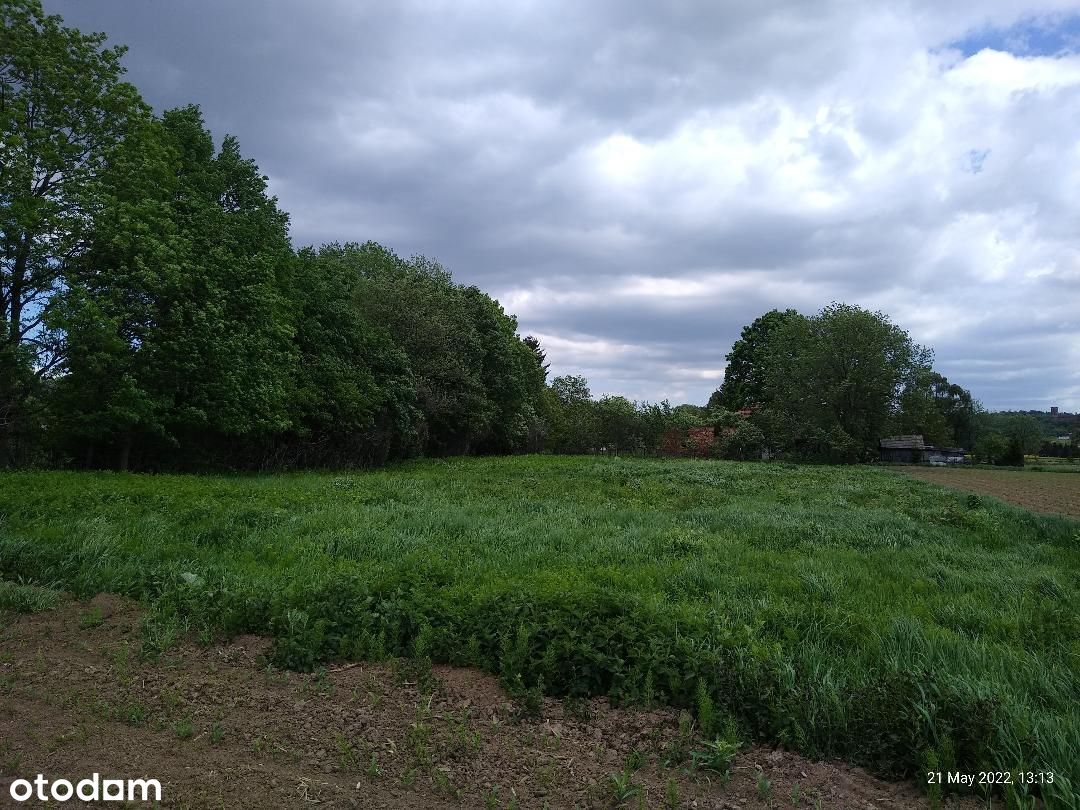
[[975, 412, 1043, 464], [636, 400, 674, 454], [547, 375, 598, 453], [973, 432, 1009, 465], [1002, 414, 1042, 456], [350, 244, 489, 454], [934, 377, 980, 449], [0, 0, 149, 462], [595, 395, 639, 453], [902, 371, 979, 448], [47, 112, 180, 467], [671, 403, 708, 427], [715, 309, 800, 411], [523, 335, 550, 382], [282, 247, 417, 467], [310, 242, 543, 458], [461, 286, 545, 454], [515, 335, 551, 451], [717, 419, 765, 460], [55, 106, 296, 469], [161, 108, 296, 461], [550, 374, 591, 404], [761, 304, 930, 462]]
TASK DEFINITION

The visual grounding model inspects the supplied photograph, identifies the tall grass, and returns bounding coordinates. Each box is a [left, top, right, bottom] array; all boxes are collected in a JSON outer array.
[[0, 457, 1076, 805]]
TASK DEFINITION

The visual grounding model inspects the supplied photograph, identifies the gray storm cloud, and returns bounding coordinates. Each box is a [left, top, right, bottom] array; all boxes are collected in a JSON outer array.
[[45, 0, 1080, 410]]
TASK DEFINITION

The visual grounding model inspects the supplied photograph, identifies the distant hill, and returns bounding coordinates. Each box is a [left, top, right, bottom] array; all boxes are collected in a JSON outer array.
[[991, 409, 1078, 441]]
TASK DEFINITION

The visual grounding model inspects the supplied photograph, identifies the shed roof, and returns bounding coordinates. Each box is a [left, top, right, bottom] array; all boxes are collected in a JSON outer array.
[[879, 435, 925, 449]]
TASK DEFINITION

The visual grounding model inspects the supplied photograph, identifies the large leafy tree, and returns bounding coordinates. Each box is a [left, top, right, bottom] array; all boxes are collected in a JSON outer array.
[[523, 335, 550, 381], [327, 243, 489, 455], [55, 106, 296, 468], [48, 112, 180, 467], [462, 286, 545, 454], [760, 303, 931, 461], [158, 106, 295, 459], [283, 247, 416, 467], [896, 369, 978, 447], [714, 309, 800, 411], [595, 395, 639, 452], [547, 374, 599, 453], [0, 0, 149, 461], [974, 412, 1042, 465], [308, 242, 544, 457]]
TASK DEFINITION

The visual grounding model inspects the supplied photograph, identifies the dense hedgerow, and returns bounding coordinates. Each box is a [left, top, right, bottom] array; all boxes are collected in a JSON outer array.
[[0, 457, 1077, 805]]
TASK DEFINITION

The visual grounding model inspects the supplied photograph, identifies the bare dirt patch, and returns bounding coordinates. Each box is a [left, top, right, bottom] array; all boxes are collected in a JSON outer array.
[[901, 466, 1080, 520], [0, 596, 979, 809]]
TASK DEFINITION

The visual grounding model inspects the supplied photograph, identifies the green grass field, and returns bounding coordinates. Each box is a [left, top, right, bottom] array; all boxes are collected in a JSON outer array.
[[1, 456, 1077, 805]]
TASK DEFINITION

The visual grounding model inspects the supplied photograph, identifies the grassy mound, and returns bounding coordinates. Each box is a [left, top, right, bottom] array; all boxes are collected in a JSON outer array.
[[1, 456, 1076, 805]]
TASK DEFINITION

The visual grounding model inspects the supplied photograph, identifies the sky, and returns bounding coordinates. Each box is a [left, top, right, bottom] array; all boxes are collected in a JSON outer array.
[[45, 0, 1080, 411]]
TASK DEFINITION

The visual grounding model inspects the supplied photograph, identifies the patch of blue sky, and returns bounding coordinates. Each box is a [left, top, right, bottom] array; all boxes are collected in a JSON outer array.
[[966, 149, 990, 174], [948, 13, 1080, 57]]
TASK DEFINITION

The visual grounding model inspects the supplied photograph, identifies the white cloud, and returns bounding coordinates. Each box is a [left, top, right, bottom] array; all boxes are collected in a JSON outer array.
[[47, 0, 1080, 409]]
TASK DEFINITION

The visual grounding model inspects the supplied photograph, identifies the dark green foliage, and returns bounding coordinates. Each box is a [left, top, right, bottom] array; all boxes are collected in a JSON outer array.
[[595, 396, 639, 454], [2, 3, 545, 471], [895, 370, 979, 448], [1001, 437, 1026, 467], [285, 243, 544, 461], [713, 305, 984, 462], [362, 250, 491, 455], [980, 414, 1043, 457], [986, 410, 1079, 444], [280, 246, 417, 467], [973, 414, 1046, 466], [762, 304, 930, 461], [714, 417, 766, 460], [974, 432, 1010, 465], [544, 384, 750, 459], [523, 335, 549, 381], [546, 375, 600, 453], [0, 458, 1076, 806], [461, 286, 546, 455], [31, 127, 543, 471], [154, 108, 296, 457], [52, 105, 297, 470], [715, 309, 801, 411], [0, 0, 150, 464]]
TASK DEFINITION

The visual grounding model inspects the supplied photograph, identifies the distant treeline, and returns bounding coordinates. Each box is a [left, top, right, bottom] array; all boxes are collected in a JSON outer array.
[[547, 305, 987, 465], [975, 411, 1079, 464], [548, 308, 1078, 466], [3, 1, 1070, 470]]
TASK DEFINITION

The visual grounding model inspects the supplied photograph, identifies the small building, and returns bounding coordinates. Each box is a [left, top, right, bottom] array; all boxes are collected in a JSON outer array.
[[880, 435, 966, 464], [879, 435, 925, 463]]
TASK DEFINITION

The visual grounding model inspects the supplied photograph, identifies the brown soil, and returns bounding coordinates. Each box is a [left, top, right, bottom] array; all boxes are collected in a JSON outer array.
[[0, 595, 979, 809], [901, 466, 1080, 519]]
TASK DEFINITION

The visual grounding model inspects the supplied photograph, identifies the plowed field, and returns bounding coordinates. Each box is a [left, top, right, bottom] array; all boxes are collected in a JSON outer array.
[[902, 466, 1080, 519]]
